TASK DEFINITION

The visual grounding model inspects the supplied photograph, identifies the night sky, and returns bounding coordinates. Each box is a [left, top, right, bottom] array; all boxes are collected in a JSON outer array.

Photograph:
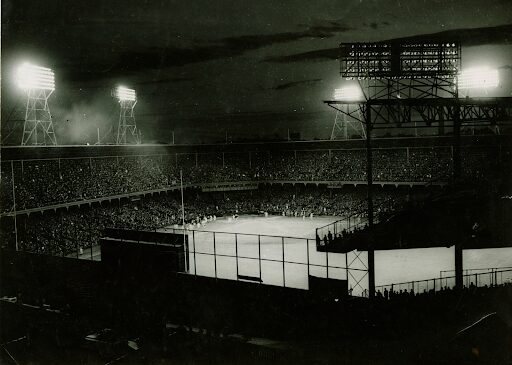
[[2, 0, 512, 144]]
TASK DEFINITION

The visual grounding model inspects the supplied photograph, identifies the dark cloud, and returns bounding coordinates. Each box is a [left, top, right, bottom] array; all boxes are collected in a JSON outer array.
[[180, 108, 327, 126], [135, 77, 194, 85], [370, 22, 378, 30], [499, 65, 512, 70], [384, 23, 512, 46], [272, 78, 322, 91], [48, 22, 350, 82], [266, 24, 512, 64], [265, 48, 338, 64]]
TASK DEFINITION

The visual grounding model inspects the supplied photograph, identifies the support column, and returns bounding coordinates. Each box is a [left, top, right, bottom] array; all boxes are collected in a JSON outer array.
[[366, 102, 375, 299], [11, 161, 19, 251], [453, 99, 463, 290], [453, 104, 461, 182], [438, 106, 445, 136], [455, 244, 463, 290]]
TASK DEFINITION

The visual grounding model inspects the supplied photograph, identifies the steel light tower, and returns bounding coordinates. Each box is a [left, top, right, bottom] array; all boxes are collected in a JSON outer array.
[[330, 86, 366, 140], [112, 86, 140, 144], [16, 63, 57, 146], [324, 40, 510, 298]]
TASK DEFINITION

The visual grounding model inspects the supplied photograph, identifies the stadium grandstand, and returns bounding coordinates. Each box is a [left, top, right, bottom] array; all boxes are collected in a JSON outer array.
[[2, 1, 512, 363]]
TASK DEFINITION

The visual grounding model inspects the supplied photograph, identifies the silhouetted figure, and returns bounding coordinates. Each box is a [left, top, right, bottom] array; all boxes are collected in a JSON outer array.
[[327, 230, 333, 243]]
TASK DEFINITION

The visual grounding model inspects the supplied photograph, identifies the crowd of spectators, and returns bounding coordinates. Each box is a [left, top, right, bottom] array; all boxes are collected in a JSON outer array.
[[0, 146, 503, 213], [375, 281, 512, 304], [1, 187, 411, 256]]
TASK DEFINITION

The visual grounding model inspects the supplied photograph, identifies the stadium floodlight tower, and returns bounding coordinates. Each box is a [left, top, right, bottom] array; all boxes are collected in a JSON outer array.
[[112, 86, 141, 144], [330, 85, 366, 140], [322, 40, 512, 299], [16, 62, 57, 146]]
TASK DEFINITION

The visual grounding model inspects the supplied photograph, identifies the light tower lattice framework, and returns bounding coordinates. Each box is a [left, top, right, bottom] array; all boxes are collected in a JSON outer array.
[[112, 86, 141, 144], [325, 40, 512, 299], [17, 63, 57, 146], [331, 86, 366, 140]]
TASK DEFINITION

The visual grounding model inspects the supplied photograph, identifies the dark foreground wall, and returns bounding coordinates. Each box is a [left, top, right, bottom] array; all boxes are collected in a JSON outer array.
[[1, 249, 355, 339], [2, 249, 511, 352]]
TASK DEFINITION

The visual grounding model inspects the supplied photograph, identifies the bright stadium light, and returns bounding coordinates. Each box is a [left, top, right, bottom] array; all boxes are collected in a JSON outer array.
[[114, 86, 136, 101], [333, 85, 364, 101], [16, 62, 55, 91], [15, 62, 57, 145], [112, 85, 140, 144], [457, 67, 499, 89]]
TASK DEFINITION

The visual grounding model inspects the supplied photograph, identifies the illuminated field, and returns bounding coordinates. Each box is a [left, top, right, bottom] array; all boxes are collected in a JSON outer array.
[[161, 215, 512, 296]]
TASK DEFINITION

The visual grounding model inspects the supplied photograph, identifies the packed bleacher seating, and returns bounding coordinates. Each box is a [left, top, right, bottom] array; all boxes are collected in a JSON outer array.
[[0, 186, 413, 256], [0, 145, 504, 213]]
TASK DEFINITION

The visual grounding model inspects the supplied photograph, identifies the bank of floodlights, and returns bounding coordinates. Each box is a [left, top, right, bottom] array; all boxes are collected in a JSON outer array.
[[458, 67, 499, 90], [112, 85, 140, 144], [113, 86, 136, 102], [16, 62, 57, 145], [333, 85, 365, 101], [17, 63, 55, 91]]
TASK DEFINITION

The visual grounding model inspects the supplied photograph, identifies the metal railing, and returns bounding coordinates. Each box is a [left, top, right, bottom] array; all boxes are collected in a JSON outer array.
[[61, 224, 369, 296], [375, 268, 512, 295], [157, 227, 369, 295], [440, 266, 512, 278], [315, 194, 407, 245], [316, 215, 366, 243]]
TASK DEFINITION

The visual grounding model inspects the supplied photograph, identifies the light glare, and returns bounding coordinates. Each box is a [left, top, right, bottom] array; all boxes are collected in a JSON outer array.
[[458, 67, 499, 89], [16, 62, 55, 90], [333, 85, 364, 101], [115, 86, 136, 101]]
